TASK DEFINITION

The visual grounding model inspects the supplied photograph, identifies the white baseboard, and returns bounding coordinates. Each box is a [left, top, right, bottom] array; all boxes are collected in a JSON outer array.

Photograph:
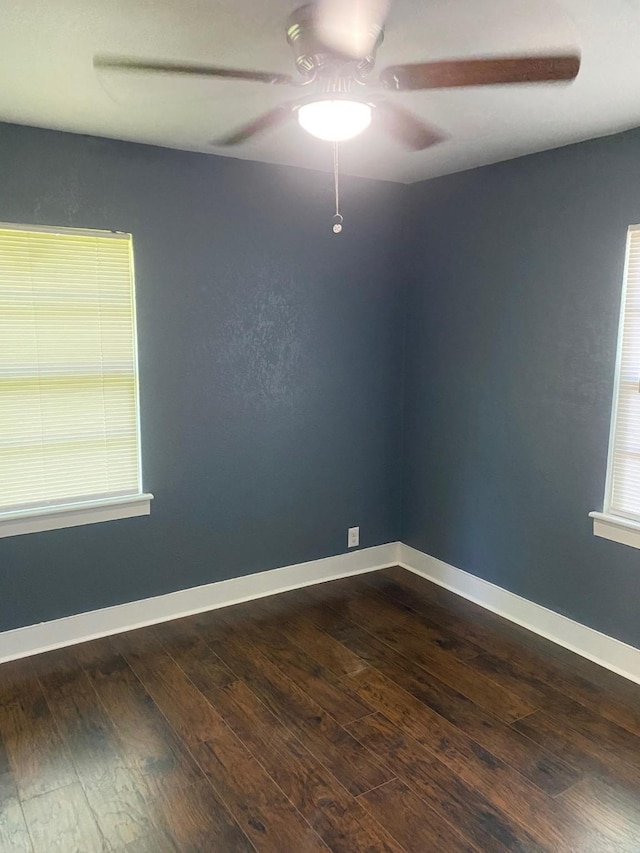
[[5, 539, 639, 686], [399, 543, 640, 686], [0, 542, 401, 664]]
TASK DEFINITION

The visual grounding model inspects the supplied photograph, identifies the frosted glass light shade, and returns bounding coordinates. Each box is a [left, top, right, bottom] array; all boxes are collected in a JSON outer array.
[[298, 100, 372, 142]]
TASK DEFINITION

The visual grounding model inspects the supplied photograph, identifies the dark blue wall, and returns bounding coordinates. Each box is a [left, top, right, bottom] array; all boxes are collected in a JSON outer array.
[[0, 122, 405, 632], [402, 128, 640, 648], [5, 119, 640, 648]]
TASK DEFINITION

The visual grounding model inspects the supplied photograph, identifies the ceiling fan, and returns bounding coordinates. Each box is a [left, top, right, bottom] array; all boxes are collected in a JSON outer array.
[[94, 0, 580, 152]]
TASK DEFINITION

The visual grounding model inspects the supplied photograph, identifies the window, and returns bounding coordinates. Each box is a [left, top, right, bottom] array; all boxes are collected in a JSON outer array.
[[0, 223, 151, 538], [591, 224, 640, 547]]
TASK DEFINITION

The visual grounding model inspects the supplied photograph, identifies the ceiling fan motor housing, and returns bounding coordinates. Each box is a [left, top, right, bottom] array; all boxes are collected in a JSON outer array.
[[286, 4, 384, 81]]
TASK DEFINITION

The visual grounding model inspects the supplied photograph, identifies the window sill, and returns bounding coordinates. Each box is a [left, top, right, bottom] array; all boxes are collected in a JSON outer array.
[[589, 511, 640, 549], [0, 494, 153, 539]]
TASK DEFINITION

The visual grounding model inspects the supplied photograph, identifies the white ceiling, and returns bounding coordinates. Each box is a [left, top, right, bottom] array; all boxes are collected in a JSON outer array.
[[1, 0, 640, 183]]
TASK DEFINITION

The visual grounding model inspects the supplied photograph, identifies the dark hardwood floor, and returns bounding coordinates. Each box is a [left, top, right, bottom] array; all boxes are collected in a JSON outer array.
[[2, 566, 640, 851]]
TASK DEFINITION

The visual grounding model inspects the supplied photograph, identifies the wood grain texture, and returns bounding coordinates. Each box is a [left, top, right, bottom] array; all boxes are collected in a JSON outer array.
[[343, 667, 572, 851], [513, 708, 640, 793], [153, 625, 238, 693], [207, 628, 394, 797], [247, 595, 368, 677], [558, 776, 640, 853], [34, 649, 160, 849], [192, 739, 328, 852], [358, 777, 478, 853], [324, 582, 485, 662], [208, 678, 403, 852], [235, 618, 372, 724], [324, 612, 579, 796], [322, 585, 534, 722], [22, 782, 104, 853], [347, 712, 545, 853], [117, 829, 178, 853], [117, 628, 327, 851], [0, 772, 33, 852], [150, 778, 254, 852], [76, 639, 201, 797], [377, 567, 640, 735], [0, 664, 78, 801], [1, 565, 639, 852]]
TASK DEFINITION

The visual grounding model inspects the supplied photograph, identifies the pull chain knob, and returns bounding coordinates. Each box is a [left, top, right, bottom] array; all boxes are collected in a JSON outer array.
[[332, 141, 343, 235]]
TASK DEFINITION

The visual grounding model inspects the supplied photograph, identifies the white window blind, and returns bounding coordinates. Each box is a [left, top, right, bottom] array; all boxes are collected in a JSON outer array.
[[604, 224, 640, 520], [0, 224, 145, 519]]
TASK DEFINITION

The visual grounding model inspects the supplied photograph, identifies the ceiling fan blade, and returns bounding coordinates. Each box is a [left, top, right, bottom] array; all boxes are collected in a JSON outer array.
[[375, 101, 446, 150], [212, 104, 295, 146], [94, 55, 294, 86], [380, 53, 580, 90], [315, 0, 389, 58]]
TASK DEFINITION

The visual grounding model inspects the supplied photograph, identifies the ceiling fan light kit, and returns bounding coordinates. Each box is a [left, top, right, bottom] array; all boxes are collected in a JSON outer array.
[[298, 100, 372, 141], [93, 0, 581, 231]]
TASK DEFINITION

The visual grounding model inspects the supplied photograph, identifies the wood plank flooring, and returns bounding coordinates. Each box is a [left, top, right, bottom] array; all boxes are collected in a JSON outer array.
[[1, 566, 640, 851]]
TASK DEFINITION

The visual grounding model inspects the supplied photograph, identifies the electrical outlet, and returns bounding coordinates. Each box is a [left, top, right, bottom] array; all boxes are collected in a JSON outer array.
[[348, 526, 359, 548]]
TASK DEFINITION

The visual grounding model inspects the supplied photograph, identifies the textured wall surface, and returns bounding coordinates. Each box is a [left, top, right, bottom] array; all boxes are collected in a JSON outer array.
[[0, 122, 405, 632], [5, 118, 640, 649], [402, 127, 640, 648]]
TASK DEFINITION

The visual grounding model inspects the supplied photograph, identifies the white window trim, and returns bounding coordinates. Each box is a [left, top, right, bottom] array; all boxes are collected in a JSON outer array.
[[589, 511, 640, 549], [0, 493, 153, 539], [0, 222, 130, 238], [591, 223, 640, 548]]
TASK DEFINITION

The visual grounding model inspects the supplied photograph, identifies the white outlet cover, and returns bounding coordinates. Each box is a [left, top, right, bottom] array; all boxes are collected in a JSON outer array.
[[348, 527, 359, 548]]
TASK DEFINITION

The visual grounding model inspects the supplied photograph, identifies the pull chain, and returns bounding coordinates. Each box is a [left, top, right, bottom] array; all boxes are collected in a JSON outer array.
[[332, 141, 343, 234]]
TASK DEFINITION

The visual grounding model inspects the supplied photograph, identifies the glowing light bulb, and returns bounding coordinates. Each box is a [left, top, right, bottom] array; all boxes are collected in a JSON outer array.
[[297, 100, 372, 142]]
